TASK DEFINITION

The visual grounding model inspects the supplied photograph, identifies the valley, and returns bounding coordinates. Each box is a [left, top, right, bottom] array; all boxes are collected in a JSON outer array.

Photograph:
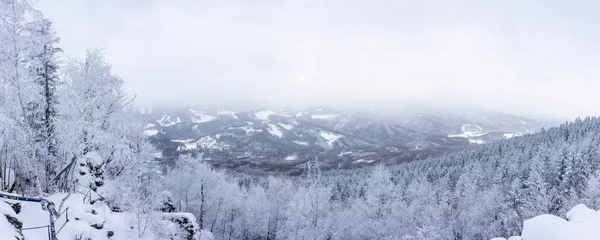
[[142, 106, 558, 174]]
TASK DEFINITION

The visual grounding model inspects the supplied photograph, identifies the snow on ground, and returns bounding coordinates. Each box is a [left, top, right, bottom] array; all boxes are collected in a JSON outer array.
[[268, 124, 283, 138], [143, 129, 159, 136], [189, 109, 217, 123], [197, 136, 227, 151], [217, 110, 238, 119], [278, 123, 293, 130], [354, 159, 375, 163], [0, 200, 21, 239], [230, 126, 262, 135], [496, 204, 600, 240], [145, 123, 156, 128], [1, 191, 211, 240], [311, 114, 338, 120], [338, 151, 352, 157], [319, 131, 343, 147], [284, 155, 298, 161], [293, 141, 308, 146], [12, 193, 127, 240], [503, 133, 522, 139], [448, 124, 486, 138], [172, 139, 198, 151], [469, 139, 486, 144], [157, 115, 181, 126], [254, 110, 275, 120], [191, 114, 216, 123]]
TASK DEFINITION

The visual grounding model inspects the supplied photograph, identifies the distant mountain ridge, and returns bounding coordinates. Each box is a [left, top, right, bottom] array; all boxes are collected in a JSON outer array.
[[141, 106, 558, 175]]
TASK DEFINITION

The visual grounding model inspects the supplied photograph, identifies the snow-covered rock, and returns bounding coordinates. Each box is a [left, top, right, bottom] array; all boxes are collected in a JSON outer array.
[[504, 204, 600, 240], [0, 200, 23, 240], [566, 204, 597, 223], [74, 151, 105, 193]]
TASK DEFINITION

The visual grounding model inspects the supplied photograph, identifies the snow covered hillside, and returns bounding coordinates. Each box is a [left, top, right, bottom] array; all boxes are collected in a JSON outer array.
[[141, 106, 468, 174]]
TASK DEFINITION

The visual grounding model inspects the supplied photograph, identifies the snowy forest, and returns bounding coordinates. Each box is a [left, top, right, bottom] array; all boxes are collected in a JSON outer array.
[[1, 0, 600, 240]]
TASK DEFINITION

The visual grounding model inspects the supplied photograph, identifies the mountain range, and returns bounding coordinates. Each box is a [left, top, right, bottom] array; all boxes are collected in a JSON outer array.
[[141, 106, 559, 175]]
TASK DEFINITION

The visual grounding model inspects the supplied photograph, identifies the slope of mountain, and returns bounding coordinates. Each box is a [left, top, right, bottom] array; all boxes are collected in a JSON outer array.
[[141, 106, 559, 175], [353, 106, 560, 144], [141, 107, 468, 175]]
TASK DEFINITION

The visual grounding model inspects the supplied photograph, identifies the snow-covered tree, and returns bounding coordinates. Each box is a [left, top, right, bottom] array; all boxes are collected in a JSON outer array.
[[0, 0, 51, 195], [55, 49, 135, 191]]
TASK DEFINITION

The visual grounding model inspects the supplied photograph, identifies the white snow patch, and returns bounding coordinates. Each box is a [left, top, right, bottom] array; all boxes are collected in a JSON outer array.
[[268, 124, 283, 138], [284, 155, 298, 161], [320, 131, 343, 147], [172, 139, 198, 151], [354, 159, 375, 163], [448, 124, 485, 138], [143, 129, 159, 136], [191, 114, 216, 123], [230, 126, 262, 135], [338, 151, 352, 157], [504, 133, 523, 139], [254, 110, 275, 120], [85, 151, 103, 166], [189, 109, 217, 123], [278, 123, 293, 130], [469, 139, 486, 144], [293, 141, 308, 146], [217, 110, 238, 119], [157, 115, 181, 126], [197, 136, 227, 151], [311, 114, 338, 120]]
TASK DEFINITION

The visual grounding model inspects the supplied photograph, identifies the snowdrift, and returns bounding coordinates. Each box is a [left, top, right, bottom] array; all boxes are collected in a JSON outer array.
[[493, 204, 600, 240]]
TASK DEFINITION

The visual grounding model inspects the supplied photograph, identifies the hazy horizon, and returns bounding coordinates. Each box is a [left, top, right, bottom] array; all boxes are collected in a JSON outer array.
[[38, 0, 600, 119]]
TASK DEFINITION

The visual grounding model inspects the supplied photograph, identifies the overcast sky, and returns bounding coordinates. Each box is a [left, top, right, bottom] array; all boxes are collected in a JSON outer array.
[[37, 0, 600, 119]]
